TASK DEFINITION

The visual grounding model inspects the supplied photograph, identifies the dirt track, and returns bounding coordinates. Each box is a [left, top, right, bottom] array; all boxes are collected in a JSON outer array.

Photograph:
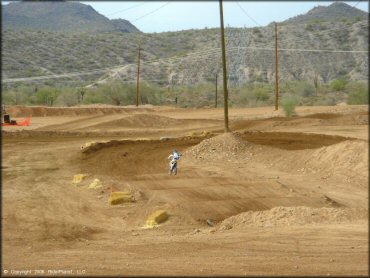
[[2, 105, 368, 276]]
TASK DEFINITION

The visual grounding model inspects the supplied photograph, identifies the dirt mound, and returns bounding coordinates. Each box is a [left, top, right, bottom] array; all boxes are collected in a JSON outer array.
[[90, 114, 187, 129], [183, 132, 254, 162], [308, 140, 368, 173], [218, 206, 368, 230], [5, 105, 156, 117]]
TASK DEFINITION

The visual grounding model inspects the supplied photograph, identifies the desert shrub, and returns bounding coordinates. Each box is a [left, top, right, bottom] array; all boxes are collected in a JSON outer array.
[[295, 81, 316, 97], [82, 89, 107, 104], [96, 81, 136, 106], [281, 96, 297, 117], [55, 88, 79, 107], [348, 83, 369, 104], [305, 23, 314, 31], [35, 87, 59, 106], [330, 78, 348, 91], [9, 85, 37, 105], [140, 82, 167, 105], [253, 86, 270, 103], [2, 91, 18, 105], [234, 86, 251, 107]]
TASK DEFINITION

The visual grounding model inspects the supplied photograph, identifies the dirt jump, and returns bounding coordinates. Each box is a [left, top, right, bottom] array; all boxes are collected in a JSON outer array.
[[2, 104, 368, 276]]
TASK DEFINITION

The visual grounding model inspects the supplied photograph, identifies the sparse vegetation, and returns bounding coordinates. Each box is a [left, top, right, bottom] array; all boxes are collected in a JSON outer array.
[[1, 80, 367, 108], [330, 78, 348, 91], [281, 96, 297, 117], [347, 82, 369, 104]]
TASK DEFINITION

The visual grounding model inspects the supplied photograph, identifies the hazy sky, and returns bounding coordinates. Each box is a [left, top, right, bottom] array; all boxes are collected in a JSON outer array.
[[83, 1, 369, 32], [2, 1, 369, 33]]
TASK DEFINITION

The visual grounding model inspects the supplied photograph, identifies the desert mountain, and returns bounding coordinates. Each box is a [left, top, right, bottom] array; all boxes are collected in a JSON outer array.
[[1, 1, 368, 88], [2, 1, 140, 33], [283, 2, 368, 24]]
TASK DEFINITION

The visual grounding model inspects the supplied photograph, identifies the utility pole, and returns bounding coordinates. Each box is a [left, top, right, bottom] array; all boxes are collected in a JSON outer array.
[[136, 44, 141, 107], [274, 22, 279, 111], [215, 73, 218, 108], [219, 0, 229, 132]]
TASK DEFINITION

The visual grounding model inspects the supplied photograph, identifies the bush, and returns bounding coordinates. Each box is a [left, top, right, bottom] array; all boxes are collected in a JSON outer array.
[[140, 82, 167, 105], [330, 78, 347, 91], [348, 84, 369, 104], [281, 96, 297, 117], [35, 87, 59, 106], [2, 91, 17, 105], [253, 86, 270, 103], [82, 88, 107, 104], [55, 88, 79, 107], [97, 81, 136, 106], [298, 82, 315, 97]]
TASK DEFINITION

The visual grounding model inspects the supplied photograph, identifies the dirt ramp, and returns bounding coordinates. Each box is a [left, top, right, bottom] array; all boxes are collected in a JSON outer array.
[[232, 111, 369, 132], [79, 137, 202, 177], [266, 139, 369, 174], [183, 132, 256, 162], [90, 114, 189, 129], [218, 206, 368, 230], [302, 112, 368, 125], [308, 140, 368, 173], [240, 131, 349, 150]]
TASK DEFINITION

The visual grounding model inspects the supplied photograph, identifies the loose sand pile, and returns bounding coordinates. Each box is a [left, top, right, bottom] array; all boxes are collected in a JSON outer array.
[[218, 206, 368, 230], [183, 132, 254, 162]]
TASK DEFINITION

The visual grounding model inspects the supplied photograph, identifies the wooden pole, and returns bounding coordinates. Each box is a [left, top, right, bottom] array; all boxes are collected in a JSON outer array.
[[219, 0, 229, 132], [136, 45, 141, 107], [215, 73, 218, 108], [275, 22, 279, 111]]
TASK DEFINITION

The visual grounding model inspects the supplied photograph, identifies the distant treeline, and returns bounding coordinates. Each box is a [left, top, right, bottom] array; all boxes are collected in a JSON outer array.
[[2, 78, 368, 108]]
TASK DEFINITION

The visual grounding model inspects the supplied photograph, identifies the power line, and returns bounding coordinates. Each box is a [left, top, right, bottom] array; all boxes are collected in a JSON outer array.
[[105, 2, 149, 17], [131, 2, 171, 23], [237, 46, 368, 53], [353, 1, 362, 8], [4, 45, 367, 83], [235, 2, 263, 27], [3, 39, 368, 84]]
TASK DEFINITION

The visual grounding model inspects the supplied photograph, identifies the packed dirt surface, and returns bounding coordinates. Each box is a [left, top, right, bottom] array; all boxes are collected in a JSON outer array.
[[2, 104, 368, 276]]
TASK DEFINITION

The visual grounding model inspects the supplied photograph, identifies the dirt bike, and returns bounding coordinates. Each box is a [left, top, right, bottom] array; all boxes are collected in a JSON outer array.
[[169, 159, 178, 176]]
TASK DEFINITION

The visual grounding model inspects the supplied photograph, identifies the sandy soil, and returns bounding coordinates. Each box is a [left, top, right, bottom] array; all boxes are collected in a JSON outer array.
[[2, 104, 368, 276]]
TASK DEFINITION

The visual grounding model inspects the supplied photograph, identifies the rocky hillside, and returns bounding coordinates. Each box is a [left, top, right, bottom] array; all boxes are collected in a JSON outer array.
[[1, 2, 368, 88], [283, 2, 367, 24], [2, 1, 140, 33]]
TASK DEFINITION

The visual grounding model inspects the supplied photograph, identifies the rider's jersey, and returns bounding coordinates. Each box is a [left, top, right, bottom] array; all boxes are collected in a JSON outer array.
[[173, 152, 180, 160], [168, 152, 180, 161]]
